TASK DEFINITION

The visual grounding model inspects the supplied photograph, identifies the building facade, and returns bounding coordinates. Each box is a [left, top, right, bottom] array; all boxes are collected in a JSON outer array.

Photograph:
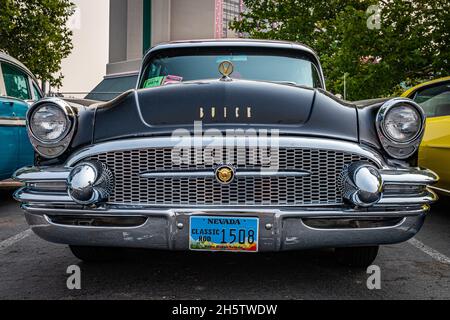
[[220, 0, 245, 38], [59, 0, 110, 97], [107, 0, 245, 76]]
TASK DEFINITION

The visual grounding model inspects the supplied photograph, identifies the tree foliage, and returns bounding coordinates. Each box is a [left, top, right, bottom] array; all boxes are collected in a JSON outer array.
[[231, 0, 450, 100], [0, 0, 74, 88]]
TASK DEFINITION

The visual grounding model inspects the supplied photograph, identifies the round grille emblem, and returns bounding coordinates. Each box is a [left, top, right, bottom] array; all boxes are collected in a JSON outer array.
[[215, 165, 235, 185]]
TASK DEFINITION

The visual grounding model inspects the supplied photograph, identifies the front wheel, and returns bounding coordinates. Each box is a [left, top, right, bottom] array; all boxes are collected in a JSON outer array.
[[335, 246, 379, 268], [69, 246, 124, 262]]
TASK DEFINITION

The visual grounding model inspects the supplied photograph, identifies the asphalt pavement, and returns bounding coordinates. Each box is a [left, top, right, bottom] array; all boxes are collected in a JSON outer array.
[[0, 188, 449, 300]]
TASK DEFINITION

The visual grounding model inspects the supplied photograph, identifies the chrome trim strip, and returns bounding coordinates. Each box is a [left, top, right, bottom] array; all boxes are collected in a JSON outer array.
[[43, 215, 148, 230], [381, 168, 439, 185], [429, 185, 450, 196], [141, 171, 213, 179], [301, 217, 407, 232], [14, 186, 437, 208], [236, 170, 311, 177], [23, 204, 428, 218], [134, 90, 149, 128], [0, 117, 26, 127], [140, 169, 311, 179], [13, 167, 70, 182], [65, 136, 388, 168], [14, 189, 72, 204], [378, 189, 438, 205]]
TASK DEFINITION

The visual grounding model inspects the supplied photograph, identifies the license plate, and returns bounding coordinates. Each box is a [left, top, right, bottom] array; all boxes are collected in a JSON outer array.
[[189, 216, 259, 252]]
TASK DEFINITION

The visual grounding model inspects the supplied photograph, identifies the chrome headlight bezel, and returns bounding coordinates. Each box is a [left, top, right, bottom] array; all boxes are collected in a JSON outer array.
[[29, 103, 71, 143], [26, 98, 77, 159], [376, 98, 426, 159]]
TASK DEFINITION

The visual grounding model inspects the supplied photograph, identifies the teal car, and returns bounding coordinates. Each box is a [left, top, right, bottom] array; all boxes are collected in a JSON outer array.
[[0, 52, 43, 181]]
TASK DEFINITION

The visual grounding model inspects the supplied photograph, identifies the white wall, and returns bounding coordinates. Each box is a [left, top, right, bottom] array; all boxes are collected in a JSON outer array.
[[152, 0, 171, 46], [127, 0, 143, 60], [170, 0, 215, 41], [58, 0, 110, 97], [106, 0, 219, 75]]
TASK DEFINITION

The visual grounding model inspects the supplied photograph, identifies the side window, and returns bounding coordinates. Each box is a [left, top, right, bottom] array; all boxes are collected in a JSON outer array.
[[32, 83, 43, 100], [413, 82, 450, 118], [1, 62, 31, 100]]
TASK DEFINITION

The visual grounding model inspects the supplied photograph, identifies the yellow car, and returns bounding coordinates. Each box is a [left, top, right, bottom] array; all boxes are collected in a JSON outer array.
[[402, 76, 450, 195]]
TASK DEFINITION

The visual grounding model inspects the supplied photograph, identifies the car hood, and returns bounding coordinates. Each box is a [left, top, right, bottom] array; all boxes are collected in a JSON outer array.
[[93, 79, 359, 143], [136, 80, 314, 126]]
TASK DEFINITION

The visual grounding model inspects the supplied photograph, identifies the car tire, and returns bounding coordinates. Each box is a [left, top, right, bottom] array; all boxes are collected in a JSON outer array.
[[69, 246, 123, 262], [335, 246, 379, 268]]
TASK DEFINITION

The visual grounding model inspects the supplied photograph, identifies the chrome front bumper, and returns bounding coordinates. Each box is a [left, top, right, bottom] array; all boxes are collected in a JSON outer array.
[[23, 205, 428, 251]]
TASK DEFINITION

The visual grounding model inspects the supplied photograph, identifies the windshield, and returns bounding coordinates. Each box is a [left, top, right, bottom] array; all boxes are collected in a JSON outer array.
[[139, 48, 323, 89]]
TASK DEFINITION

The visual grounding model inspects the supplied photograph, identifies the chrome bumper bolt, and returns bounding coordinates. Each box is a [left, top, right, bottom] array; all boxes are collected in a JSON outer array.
[[177, 222, 184, 230], [265, 223, 273, 230]]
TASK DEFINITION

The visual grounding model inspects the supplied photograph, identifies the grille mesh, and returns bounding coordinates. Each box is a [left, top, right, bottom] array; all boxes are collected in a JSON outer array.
[[86, 147, 373, 206]]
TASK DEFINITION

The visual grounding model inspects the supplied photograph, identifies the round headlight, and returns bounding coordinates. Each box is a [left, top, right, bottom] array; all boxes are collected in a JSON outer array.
[[30, 104, 70, 142], [382, 104, 422, 143]]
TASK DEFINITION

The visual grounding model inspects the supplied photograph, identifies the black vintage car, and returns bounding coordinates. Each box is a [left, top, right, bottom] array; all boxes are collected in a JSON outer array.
[[14, 40, 438, 267]]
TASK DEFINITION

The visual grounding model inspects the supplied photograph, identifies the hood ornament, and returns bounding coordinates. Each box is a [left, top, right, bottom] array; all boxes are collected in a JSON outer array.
[[218, 60, 234, 81]]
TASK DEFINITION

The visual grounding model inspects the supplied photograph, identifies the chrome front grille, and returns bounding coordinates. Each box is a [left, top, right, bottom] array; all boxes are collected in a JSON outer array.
[[85, 147, 374, 207]]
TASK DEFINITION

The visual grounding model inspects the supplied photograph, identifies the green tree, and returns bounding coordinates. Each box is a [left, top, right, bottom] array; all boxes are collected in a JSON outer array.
[[0, 0, 75, 89], [231, 0, 450, 100]]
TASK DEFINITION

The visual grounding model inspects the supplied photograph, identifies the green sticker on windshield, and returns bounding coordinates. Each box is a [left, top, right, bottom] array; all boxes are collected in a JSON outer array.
[[143, 76, 165, 88]]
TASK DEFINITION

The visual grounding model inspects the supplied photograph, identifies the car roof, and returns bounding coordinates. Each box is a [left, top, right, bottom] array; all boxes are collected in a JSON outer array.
[[146, 38, 318, 58], [401, 76, 450, 98], [0, 51, 39, 83]]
